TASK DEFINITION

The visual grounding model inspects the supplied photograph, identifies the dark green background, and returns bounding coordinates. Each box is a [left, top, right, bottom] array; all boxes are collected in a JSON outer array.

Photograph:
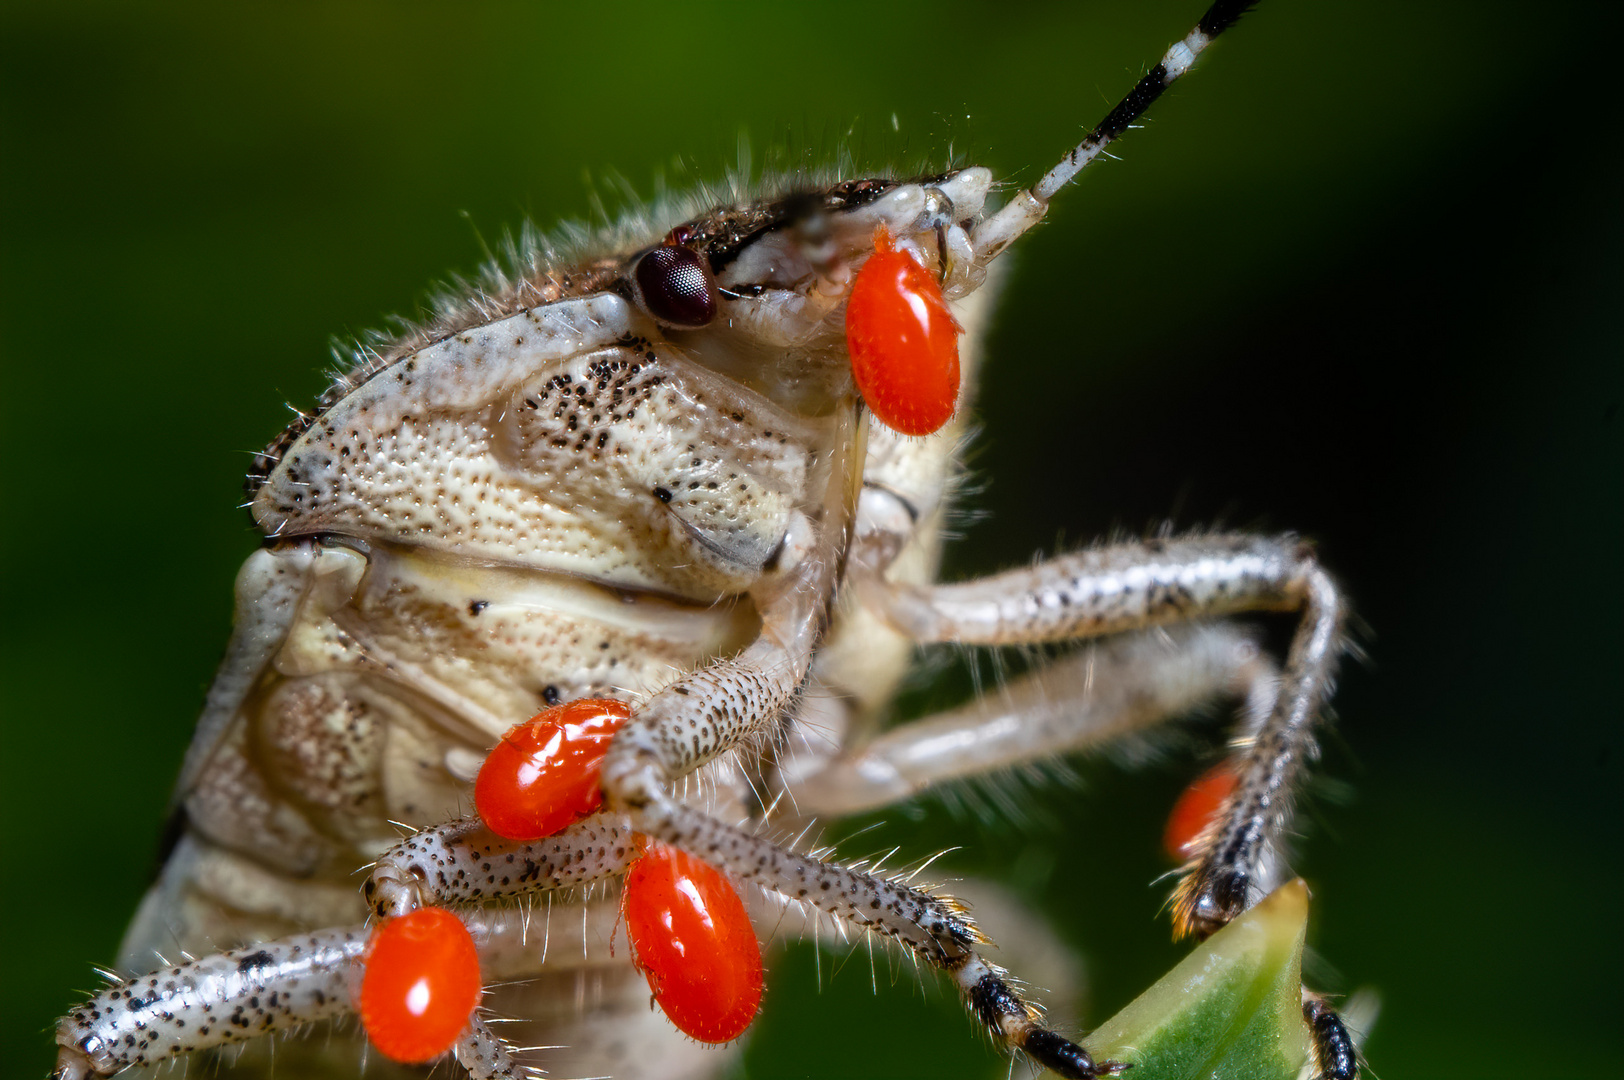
[[4, 1, 1619, 1077]]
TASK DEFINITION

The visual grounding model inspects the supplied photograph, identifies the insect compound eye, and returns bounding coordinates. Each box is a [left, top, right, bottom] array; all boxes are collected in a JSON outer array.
[[634, 243, 718, 328]]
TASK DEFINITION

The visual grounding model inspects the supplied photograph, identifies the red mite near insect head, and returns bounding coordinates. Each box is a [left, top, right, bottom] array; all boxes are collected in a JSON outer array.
[[845, 226, 963, 436]]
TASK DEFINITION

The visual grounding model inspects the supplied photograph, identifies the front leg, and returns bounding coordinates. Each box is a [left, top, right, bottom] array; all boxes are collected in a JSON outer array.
[[857, 532, 1346, 939], [577, 513, 1121, 1077], [852, 531, 1357, 1078], [605, 754, 1122, 1078]]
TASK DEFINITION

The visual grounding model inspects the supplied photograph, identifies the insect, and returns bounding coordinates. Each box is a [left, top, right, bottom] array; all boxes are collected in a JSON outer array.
[[49, 1, 1362, 1077]]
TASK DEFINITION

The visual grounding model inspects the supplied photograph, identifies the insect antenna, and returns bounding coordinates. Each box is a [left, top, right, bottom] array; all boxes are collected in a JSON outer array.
[[973, 0, 1261, 262]]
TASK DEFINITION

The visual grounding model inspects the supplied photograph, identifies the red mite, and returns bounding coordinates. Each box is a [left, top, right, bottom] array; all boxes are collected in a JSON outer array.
[[357, 906, 482, 1063], [1163, 761, 1240, 861], [844, 226, 963, 436], [474, 698, 631, 841], [472, 700, 763, 1042], [623, 841, 764, 1044]]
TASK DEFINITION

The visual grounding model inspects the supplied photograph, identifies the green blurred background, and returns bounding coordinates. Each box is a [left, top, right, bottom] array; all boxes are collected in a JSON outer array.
[[3, 1, 1619, 1076]]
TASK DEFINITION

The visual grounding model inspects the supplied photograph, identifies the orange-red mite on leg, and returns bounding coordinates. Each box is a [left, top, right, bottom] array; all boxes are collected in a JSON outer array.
[[474, 698, 631, 841], [1163, 761, 1241, 861], [844, 226, 962, 436], [357, 906, 482, 1063], [623, 840, 764, 1044]]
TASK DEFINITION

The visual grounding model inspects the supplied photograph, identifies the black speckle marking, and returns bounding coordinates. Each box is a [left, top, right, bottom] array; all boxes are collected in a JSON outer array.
[[235, 951, 273, 975]]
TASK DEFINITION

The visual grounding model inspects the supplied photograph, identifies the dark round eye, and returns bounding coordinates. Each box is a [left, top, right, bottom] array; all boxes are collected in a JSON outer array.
[[634, 244, 717, 328]]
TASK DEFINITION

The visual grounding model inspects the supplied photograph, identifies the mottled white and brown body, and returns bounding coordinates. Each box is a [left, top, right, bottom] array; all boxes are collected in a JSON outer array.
[[53, 4, 1362, 1079], [114, 171, 1000, 1080]]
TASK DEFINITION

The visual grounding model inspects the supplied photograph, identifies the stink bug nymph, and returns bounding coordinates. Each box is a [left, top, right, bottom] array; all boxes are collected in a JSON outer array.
[[49, 3, 1365, 1079]]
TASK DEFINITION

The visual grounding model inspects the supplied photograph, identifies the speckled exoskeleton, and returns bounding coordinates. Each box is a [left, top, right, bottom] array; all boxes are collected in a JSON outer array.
[[51, 3, 1359, 1079]]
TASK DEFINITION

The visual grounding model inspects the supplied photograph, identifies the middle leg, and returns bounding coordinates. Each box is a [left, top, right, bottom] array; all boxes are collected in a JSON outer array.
[[788, 620, 1278, 817]]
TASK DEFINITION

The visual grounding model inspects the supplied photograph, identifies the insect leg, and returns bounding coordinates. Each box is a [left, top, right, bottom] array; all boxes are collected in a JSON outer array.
[[857, 532, 1344, 940], [450, 1018, 527, 1080], [562, 515, 1116, 1074], [1303, 992, 1362, 1080], [789, 621, 1275, 816], [56, 816, 646, 1080], [53, 923, 525, 1080], [364, 814, 636, 918], [615, 782, 1119, 1078], [854, 533, 1357, 1077], [53, 928, 366, 1080], [602, 692, 1118, 1072]]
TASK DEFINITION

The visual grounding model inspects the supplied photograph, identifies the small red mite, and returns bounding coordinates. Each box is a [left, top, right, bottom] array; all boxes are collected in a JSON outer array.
[[1163, 761, 1241, 862], [474, 698, 631, 841], [477, 702, 763, 1041], [623, 840, 764, 1044], [844, 226, 962, 436], [357, 906, 482, 1063]]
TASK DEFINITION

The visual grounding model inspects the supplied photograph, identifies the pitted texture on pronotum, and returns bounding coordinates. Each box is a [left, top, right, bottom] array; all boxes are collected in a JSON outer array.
[[844, 227, 962, 436], [624, 841, 763, 1044], [358, 907, 482, 1063], [251, 334, 826, 603], [474, 698, 631, 841]]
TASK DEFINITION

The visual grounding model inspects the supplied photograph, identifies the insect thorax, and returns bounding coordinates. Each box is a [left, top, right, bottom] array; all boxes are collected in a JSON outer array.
[[127, 168, 1000, 985]]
